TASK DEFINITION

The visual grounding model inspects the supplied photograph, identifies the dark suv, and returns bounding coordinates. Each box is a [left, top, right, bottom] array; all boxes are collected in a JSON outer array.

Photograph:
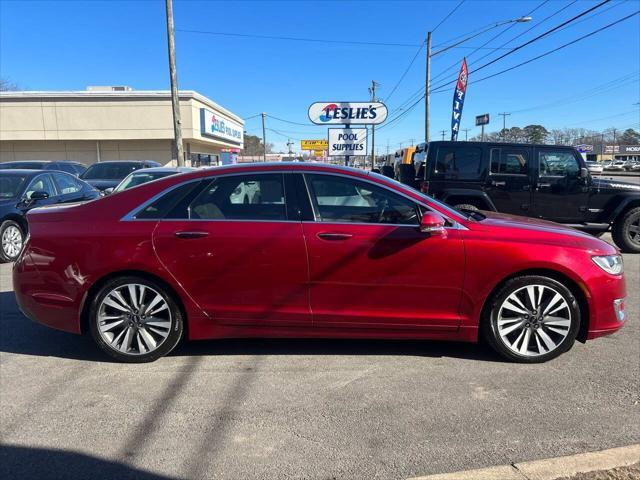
[[409, 141, 640, 253]]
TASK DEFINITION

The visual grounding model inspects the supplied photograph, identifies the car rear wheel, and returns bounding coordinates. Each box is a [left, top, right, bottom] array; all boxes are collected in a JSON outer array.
[[0, 220, 25, 263], [612, 207, 640, 253], [482, 276, 580, 363], [89, 276, 184, 363]]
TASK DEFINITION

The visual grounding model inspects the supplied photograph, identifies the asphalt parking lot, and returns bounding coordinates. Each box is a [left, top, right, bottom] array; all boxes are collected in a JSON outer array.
[[1, 234, 638, 480]]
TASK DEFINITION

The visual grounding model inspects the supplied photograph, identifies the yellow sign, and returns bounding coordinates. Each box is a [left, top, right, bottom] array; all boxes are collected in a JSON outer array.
[[301, 139, 328, 150], [313, 150, 325, 157]]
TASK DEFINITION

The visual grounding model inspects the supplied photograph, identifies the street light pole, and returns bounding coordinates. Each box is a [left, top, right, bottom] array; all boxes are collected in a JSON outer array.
[[425, 31, 432, 143], [424, 16, 531, 145], [261, 112, 267, 161], [165, 0, 184, 166]]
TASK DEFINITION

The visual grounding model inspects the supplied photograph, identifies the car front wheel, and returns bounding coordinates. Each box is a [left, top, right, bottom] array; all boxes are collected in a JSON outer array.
[[0, 220, 25, 263], [89, 276, 184, 363], [482, 276, 580, 363]]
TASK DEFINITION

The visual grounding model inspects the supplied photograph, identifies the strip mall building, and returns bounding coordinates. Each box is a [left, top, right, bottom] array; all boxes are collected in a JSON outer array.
[[0, 87, 244, 166]]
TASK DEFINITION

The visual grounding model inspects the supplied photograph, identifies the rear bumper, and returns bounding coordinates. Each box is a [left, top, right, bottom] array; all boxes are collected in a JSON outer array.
[[12, 252, 83, 334]]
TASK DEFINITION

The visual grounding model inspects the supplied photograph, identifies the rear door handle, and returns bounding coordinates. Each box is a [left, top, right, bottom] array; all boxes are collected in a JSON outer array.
[[317, 232, 353, 241], [491, 180, 506, 186], [175, 231, 209, 239]]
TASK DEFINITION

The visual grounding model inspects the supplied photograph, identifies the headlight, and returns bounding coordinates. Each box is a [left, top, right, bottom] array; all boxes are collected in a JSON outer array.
[[592, 255, 623, 275]]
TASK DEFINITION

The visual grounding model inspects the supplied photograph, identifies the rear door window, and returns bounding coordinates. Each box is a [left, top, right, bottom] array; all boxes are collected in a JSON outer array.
[[187, 174, 287, 221], [52, 173, 82, 194], [434, 146, 483, 180], [491, 148, 529, 175]]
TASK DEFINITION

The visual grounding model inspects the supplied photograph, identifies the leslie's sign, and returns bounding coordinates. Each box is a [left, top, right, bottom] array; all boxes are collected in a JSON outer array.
[[308, 102, 387, 125], [200, 108, 243, 145]]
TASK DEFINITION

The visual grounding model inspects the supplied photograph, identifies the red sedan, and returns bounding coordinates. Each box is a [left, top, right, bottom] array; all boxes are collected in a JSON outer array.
[[13, 163, 626, 363]]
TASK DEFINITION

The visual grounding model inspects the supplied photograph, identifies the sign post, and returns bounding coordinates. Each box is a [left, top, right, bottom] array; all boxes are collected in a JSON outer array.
[[475, 113, 490, 142], [308, 102, 386, 167]]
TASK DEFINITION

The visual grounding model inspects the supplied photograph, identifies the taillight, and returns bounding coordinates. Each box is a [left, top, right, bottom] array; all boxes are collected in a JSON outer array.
[[420, 181, 429, 194]]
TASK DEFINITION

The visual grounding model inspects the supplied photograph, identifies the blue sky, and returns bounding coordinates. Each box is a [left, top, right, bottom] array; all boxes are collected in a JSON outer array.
[[1, 0, 639, 152]]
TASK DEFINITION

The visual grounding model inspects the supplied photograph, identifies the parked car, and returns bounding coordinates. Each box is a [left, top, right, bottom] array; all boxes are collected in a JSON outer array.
[[13, 163, 626, 363], [0, 160, 87, 176], [80, 160, 161, 191], [109, 167, 195, 194], [585, 160, 603, 174], [603, 161, 626, 171], [0, 169, 99, 262], [406, 141, 640, 253]]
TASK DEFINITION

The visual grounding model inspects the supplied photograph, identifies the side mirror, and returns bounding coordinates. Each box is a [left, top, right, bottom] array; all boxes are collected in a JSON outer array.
[[580, 167, 589, 179], [30, 190, 49, 202], [102, 187, 114, 195], [420, 211, 447, 236]]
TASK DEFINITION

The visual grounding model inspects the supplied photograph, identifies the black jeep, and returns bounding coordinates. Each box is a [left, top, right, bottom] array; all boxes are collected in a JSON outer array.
[[407, 141, 640, 253]]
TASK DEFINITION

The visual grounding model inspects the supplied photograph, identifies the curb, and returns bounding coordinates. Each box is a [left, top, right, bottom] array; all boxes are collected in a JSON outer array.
[[408, 444, 640, 480]]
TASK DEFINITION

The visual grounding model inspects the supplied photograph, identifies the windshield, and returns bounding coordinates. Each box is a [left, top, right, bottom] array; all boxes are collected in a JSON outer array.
[[114, 171, 177, 192], [81, 163, 142, 180], [0, 174, 27, 199]]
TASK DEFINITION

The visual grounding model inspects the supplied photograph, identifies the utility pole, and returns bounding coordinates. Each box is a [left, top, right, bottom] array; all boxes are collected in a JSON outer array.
[[462, 128, 470, 141], [165, 0, 184, 166], [286, 139, 294, 161], [440, 130, 446, 141], [410, 138, 415, 146], [498, 112, 511, 142], [369, 80, 379, 171], [425, 31, 432, 143], [261, 113, 267, 161]]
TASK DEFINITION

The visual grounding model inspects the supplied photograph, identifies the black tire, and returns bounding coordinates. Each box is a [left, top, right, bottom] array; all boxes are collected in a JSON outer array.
[[453, 203, 480, 212], [0, 220, 25, 263], [89, 276, 184, 363], [611, 207, 640, 253], [481, 275, 580, 363]]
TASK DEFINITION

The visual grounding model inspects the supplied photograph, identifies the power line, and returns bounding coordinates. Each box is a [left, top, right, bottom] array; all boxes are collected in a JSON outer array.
[[432, 10, 640, 93], [385, 41, 425, 102], [432, 0, 466, 33], [176, 29, 422, 48], [429, 0, 613, 92], [266, 114, 314, 127], [430, 0, 553, 85]]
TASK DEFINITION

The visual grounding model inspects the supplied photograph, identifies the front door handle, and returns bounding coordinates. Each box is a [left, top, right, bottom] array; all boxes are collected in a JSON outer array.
[[317, 232, 353, 241], [537, 183, 551, 188], [491, 180, 506, 186], [175, 231, 209, 239]]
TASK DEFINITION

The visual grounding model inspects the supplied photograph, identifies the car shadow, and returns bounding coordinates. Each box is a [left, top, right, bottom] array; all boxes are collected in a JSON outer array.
[[0, 445, 184, 480], [0, 291, 502, 363]]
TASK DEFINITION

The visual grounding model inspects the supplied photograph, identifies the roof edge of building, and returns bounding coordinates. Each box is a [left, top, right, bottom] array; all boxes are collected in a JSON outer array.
[[0, 90, 244, 125]]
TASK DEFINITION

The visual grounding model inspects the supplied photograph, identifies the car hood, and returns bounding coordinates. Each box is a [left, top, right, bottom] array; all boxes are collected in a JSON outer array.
[[82, 179, 120, 190], [472, 211, 616, 254], [591, 177, 640, 194]]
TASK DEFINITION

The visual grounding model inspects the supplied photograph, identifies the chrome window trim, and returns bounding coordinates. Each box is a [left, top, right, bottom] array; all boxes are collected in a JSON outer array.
[[121, 169, 466, 230], [121, 171, 288, 222]]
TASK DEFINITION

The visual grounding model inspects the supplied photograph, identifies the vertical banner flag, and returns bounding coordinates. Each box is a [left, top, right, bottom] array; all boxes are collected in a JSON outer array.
[[451, 57, 468, 141]]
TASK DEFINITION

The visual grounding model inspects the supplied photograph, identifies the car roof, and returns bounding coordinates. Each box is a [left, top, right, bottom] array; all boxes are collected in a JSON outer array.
[[0, 169, 43, 177], [87, 160, 159, 166], [128, 166, 194, 174], [427, 141, 577, 148]]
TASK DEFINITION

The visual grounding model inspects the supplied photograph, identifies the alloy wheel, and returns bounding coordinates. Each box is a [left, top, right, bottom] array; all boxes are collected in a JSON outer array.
[[2, 225, 23, 259], [97, 283, 172, 356], [496, 284, 571, 357], [627, 212, 640, 246]]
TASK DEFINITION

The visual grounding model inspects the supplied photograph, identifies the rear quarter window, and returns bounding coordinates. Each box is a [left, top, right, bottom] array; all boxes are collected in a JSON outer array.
[[433, 146, 483, 180]]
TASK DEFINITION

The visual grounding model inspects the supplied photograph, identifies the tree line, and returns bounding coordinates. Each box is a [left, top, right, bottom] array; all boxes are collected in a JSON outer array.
[[469, 125, 640, 146]]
